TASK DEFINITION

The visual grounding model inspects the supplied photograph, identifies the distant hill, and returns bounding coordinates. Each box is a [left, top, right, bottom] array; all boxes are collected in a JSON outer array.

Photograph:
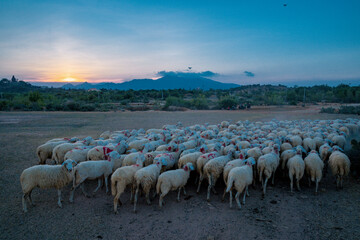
[[62, 75, 240, 90]]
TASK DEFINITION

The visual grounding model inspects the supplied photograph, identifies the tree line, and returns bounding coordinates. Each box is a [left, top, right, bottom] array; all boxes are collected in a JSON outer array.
[[1, 77, 360, 111]]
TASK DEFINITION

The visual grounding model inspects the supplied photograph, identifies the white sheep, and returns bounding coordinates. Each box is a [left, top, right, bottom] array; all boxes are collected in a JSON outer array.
[[196, 151, 221, 193], [204, 150, 235, 201], [133, 159, 164, 213], [87, 141, 128, 160], [225, 158, 255, 209], [122, 151, 147, 166], [20, 159, 77, 212], [304, 151, 324, 194], [280, 149, 296, 172], [100, 130, 111, 139], [328, 149, 351, 189], [52, 142, 85, 164], [332, 135, 346, 150], [153, 151, 181, 171], [111, 157, 145, 214], [287, 148, 305, 192], [128, 139, 150, 151], [156, 162, 195, 208], [257, 144, 280, 196], [70, 152, 119, 200], [303, 137, 316, 152], [36, 140, 67, 164], [221, 153, 246, 201], [178, 152, 203, 170], [64, 146, 93, 163]]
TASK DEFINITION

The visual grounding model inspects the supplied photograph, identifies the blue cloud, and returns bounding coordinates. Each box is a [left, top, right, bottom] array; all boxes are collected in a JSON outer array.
[[244, 71, 255, 77], [157, 70, 219, 78]]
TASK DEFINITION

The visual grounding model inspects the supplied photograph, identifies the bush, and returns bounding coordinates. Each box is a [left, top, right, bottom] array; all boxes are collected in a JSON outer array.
[[219, 96, 238, 109], [29, 91, 41, 102], [164, 96, 186, 109], [320, 107, 336, 114]]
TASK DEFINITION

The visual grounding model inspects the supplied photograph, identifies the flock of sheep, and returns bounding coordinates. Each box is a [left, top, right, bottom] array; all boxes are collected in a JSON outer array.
[[20, 118, 358, 213]]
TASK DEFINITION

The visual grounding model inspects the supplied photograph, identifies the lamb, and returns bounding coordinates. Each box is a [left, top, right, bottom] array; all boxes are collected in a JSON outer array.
[[71, 152, 117, 200], [203, 150, 235, 201], [280, 142, 293, 152], [153, 151, 181, 171], [280, 149, 296, 172], [87, 141, 128, 160], [128, 139, 150, 151], [328, 149, 351, 189], [290, 135, 302, 147], [287, 147, 305, 192], [332, 135, 346, 150], [178, 152, 203, 170], [100, 130, 111, 139], [156, 163, 195, 208], [111, 157, 145, 214], [225, 158, 255, 209], [52, 142, 88, 164], [319, 143, 332, 162], [304, 151, 324, 194], [36, 140, 67, 164], [122, 151, 147, 166], [257, 144, 280, 196], [303, 138, 316, 152], [196, 151, 221, 193], [64, 146, 93, 163], [20, 159, 77, 212], [221, 153, 246, 201], [133, 159, 164, 213]]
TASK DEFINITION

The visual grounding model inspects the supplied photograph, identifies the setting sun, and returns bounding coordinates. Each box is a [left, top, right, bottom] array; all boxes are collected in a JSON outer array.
[[62, 77, 77, 82]]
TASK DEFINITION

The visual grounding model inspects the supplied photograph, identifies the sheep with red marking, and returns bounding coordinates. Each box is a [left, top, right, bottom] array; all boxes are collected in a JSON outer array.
[[133, 159, 164, 213], [157, 162, 195, 208], [328, 147, 351, 189], [111, 156, 145, 214], [226, 158, 255, 209]]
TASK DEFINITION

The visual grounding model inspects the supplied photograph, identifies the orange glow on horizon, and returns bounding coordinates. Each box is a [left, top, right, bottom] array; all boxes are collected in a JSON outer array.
[[62, 77, 78, 82]]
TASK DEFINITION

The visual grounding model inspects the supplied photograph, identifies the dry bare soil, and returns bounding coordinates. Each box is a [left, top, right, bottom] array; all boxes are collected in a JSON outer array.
[[1, 106, 360, 240]]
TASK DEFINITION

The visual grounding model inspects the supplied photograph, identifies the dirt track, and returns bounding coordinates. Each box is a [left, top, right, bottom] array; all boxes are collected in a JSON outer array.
[[1, 106, 360, 240]]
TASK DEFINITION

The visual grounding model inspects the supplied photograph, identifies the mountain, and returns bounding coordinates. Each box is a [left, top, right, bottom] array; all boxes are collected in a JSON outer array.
[[61, 76, 239, 90]]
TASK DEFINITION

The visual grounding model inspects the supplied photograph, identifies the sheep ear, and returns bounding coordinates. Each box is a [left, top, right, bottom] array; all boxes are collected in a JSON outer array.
[[189, 165, 194, 171], [339, 147, 344, 152]]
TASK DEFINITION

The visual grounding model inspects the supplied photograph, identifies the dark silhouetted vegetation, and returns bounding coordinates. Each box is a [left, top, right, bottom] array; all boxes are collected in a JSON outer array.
[[1, 77, 360, 112]]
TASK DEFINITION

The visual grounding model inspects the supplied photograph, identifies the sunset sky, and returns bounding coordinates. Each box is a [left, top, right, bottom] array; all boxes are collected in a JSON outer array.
[[0, 0, 359, 85]]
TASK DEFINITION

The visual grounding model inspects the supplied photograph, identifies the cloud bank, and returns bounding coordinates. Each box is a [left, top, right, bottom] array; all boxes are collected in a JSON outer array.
[[244, 71, 255, 77], [157, 70, 219, 78]]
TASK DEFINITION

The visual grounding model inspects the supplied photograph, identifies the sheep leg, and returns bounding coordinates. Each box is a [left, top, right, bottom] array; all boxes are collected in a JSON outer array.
[[235, 192, 241, 210], [315, 180, 319, 195], [93, 179, 102, 195], [183, 187, 187, 195], [211, 177, 218, 194], [130, 185, 134, 203], [246, 186, 250, 197], [22, 194, 28, 213], [296, 179, 301, 191], [222, 187, 227, 202], [80, 183, 91, 198], [271, 169, 276, 185], [197, 173, 203, 193], [340, 175, 343, 189], [229, 190, 233, 209], [28, 190, 35, 206], [242, 187, 247, 205], [263, 177, 268, 196], [177, 188, 181, 202], [114, 191, 122, 214], [57, 190, 63, 208], [145, 189, 151, 205], [194, 175, 199, 185], [289, 174, 294, 193], [104, 176, 109, 194], [159, 192, 166, 208], [133, 186, 139, 213], [207, 184, 212, 202], [69, 189, 75, 203]]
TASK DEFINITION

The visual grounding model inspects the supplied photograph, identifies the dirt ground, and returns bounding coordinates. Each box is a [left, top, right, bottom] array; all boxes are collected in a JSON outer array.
[[1, 106, 360, 240]]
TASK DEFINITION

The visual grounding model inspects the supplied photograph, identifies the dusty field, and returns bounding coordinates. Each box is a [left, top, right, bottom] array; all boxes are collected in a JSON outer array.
[[1, 106, 360, 240]]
